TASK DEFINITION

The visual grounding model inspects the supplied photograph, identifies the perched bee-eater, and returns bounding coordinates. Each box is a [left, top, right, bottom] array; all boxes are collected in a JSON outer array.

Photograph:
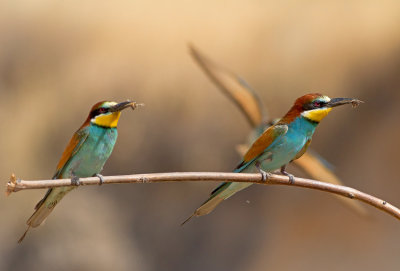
[[189, 44, 367, 216], [183, 93, 362, 224], [19, 100, 139, 243]]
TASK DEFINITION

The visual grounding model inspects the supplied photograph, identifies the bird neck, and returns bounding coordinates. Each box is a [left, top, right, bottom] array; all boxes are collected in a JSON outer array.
[[300, 115, 320, 125], [286, 115, 319, 138], [88, 122, 118, 137]]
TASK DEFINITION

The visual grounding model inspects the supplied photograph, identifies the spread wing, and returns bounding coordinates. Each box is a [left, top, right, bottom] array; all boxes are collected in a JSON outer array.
[[294, 152, 368, 216], [189, 44, 265, 127], [235, 124, 288, 171], [52, 127, 89, 179]]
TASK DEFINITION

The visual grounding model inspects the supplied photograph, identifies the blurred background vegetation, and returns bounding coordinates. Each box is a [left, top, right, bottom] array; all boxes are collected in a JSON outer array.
[[1, 1, 400, 270]]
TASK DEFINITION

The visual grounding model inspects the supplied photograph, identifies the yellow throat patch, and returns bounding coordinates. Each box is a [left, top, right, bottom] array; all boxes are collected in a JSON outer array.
[[92, 112, 121, 128], [302, 107, 332, 122]]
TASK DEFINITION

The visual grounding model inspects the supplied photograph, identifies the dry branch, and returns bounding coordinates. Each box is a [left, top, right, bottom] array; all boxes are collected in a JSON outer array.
[[6, 172, 400, 221]]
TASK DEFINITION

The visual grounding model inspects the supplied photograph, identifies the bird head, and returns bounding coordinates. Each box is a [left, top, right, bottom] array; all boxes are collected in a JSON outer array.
[[282, 93, 362, 124], [87, 100, 140, 128]]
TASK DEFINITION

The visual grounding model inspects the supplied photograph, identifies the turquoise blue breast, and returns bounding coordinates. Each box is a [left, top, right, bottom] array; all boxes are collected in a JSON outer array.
[[59, 124, 118, 178]]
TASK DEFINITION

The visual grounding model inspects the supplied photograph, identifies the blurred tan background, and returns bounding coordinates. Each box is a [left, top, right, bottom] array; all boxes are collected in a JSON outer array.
[[1, 0, 400, 270]]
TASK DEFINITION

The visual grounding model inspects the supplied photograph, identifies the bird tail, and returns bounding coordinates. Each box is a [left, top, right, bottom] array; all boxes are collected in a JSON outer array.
[[18, 189, 57, 243], [181, 181, 252, 225], [181, 191, 225, 226]]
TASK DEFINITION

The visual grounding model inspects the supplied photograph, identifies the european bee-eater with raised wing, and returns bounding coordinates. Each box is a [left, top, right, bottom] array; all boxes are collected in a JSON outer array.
[[19, 100, 140, 243], [189, 45, 367, 215], [182, 93, 362, 224]]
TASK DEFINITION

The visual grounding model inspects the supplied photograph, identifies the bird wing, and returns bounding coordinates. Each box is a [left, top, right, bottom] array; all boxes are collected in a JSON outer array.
[[32, 128, 89, 211], [292, 140, 368, 216], [294, 152, 368, 216], [293, 139, 312, 161], [235, 124, 288, 171], [52, 127, 90, 179], [189, 44, 265, 127]]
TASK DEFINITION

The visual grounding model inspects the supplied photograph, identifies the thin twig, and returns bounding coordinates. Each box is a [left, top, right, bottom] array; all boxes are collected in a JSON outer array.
[[5, 172, 400, 220]]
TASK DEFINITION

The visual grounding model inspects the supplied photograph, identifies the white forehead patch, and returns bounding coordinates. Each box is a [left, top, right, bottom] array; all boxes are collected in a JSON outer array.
[[318, 96, 331, 103], [101, 101, 118, 108]]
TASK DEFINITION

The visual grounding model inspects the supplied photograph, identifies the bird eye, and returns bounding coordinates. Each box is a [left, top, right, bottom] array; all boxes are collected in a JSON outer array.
[[98, 108, 107, 114], [313, 101, 321, 108]]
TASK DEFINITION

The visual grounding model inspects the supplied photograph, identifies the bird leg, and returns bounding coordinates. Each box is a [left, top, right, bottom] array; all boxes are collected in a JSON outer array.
[[280, 165, 294, 184], [94, 173, 105, 185], [71, 173, 80, 186], [255, 161, 271, 182]]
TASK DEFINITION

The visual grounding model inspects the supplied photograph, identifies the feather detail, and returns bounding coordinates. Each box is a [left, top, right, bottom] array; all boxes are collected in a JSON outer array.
[[181, 182, 229, 225], [189, 44, 264, 127], [241, 124, 288, 164], [294, 153, 368, 216], [26, 202, 55, 227], [181, 181, 254, 225], [18, 226, 31, 243], [55, 128, 89, 172], [18, 197, 55, 243], [18, 187, 74, 242], [181, 197, 224, 225]]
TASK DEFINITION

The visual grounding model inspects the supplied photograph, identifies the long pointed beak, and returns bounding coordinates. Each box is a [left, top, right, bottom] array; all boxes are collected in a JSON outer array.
[[327, 98, 363, 108], [110, 100, 143, 112]]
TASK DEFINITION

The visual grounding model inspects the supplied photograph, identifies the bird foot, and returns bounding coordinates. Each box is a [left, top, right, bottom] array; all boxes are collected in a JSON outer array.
[[95, 173, 105, 185], [281, 171, 295, 184], [71, 175, 80, 186], [259, 169, 271, 182], [255, 161, 271, 182], [280, 165, 295, 184]]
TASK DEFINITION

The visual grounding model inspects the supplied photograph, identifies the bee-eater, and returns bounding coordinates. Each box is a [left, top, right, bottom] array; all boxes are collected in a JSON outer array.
[[189, 44, 367, 216], [19, 100, 139, 243], [182, 93, 361, 224]]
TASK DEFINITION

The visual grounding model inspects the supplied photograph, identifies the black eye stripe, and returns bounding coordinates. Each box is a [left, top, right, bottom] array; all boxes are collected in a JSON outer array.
[[91, 107, 109, 118], [303, 100, 327, 110]]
